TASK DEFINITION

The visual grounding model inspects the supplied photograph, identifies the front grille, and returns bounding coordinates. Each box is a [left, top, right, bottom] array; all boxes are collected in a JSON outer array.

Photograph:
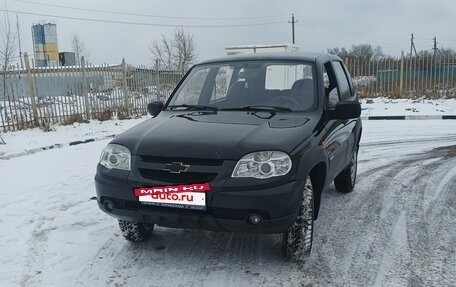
[[140, 156, 224, 166], [139, 169, 217, 184]]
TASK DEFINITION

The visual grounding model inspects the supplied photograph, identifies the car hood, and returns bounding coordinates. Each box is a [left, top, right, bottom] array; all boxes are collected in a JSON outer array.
[[112, 111, 318, 160]]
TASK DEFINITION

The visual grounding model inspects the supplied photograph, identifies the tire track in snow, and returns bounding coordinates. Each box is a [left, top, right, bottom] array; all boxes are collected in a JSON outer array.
[[19, 216, 57, 287], [310, 142, 456, 286], [405, 147, 456, 286]]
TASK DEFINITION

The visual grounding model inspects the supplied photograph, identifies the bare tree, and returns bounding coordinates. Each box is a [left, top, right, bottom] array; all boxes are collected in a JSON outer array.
[[150, 34, 174, 70], [173, 28, 196, 74], [0, 11, 17, 98], [437, 48, 456, 59], [71, 33, 89, 65], [0, 11, 17, 143], [328, 44, 385, 61], [349, 44, 384, 61], [150, 28, 197, 73]]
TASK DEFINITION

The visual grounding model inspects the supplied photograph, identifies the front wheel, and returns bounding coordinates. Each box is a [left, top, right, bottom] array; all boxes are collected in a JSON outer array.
[[334, 147, 358, 193], [118, 220, 154, 242], [282, 176, 314, 262]]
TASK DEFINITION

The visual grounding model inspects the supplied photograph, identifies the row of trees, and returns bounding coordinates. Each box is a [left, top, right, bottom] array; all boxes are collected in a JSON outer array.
[[69, 28, 198, 73], [327, 43, 456, 62], [327, 44, 385, 61]]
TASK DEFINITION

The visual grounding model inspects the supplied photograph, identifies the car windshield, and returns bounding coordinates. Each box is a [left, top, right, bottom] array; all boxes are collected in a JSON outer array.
[[166, 61, 316, 112]]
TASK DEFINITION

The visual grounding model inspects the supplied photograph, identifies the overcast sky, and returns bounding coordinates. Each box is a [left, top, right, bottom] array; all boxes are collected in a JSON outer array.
[[3, 0, 456, 66]]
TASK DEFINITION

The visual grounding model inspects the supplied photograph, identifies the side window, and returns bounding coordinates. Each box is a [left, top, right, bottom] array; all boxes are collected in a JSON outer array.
[[342, 64, 356, 99], [332, 61, 351, 101], [324, 62, 339, 110], [173, 68, 210, 105], [210, 66, 234, 102]]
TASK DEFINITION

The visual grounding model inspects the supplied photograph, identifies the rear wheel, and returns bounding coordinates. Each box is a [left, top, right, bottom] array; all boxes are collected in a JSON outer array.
[[118, 220, 154, 242], [334, 147, 358, 193], [282, 176, 314, 262]]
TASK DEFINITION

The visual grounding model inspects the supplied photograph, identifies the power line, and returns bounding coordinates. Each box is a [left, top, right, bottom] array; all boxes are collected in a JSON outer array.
[[295, 14, 407, 45], [0, 9, 285, 28], [296, 22, 405, 49], [12, 0, 286, 21]]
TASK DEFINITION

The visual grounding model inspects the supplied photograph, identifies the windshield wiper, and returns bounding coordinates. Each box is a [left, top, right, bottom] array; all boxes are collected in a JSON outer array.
[[167, 104, 219, 111], [221, 105, 292, 112]]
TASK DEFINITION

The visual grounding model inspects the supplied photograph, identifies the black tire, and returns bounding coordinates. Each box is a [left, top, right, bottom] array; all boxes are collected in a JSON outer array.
[[282, 176, 314, 262], [334, 146, 358, 193], [118, 220, 154, 242]]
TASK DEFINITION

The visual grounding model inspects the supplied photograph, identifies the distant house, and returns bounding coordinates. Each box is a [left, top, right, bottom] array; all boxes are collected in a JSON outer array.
[[225, 44, 299, 56]]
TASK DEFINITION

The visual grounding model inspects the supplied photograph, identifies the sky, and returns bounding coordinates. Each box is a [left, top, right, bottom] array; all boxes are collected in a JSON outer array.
[[2, 0, 456, 66]]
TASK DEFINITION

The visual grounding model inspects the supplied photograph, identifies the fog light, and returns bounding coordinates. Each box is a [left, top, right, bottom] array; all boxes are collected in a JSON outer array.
[[247, 214, 262, 225], [104, 200, 115, 212]]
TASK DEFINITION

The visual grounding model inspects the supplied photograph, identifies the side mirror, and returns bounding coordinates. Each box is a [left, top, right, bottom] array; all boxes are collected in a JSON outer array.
[[328, 101, 361, 120], [147, 101, 164, 117]]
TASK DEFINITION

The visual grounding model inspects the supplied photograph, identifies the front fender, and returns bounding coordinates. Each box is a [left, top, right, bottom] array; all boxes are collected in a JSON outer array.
[[295, 144, 328, 182]]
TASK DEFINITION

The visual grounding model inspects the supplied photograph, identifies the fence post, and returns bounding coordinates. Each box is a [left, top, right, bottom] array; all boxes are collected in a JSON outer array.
[[121, 58, 130, 116], [24, 53, 39, 127], [399, 51, 404, 97], [155, 59, 161, 102], [81, 56, 91, 120]]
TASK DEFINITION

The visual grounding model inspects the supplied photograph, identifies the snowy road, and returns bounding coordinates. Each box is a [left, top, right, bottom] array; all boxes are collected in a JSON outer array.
[[1, 120, 455, 287]]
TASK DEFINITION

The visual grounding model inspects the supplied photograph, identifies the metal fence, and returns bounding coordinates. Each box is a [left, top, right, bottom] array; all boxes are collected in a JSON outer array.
[[0, 55, 183, 131], [2, 52, 456, 131], [346, 52, 456, 99]]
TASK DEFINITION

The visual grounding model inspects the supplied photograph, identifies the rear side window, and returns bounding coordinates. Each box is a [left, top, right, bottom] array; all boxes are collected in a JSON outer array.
[[333, 61, 351, 101]]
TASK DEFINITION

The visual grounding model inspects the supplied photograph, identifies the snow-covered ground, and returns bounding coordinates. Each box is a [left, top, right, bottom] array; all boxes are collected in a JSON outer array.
[[1, 104, 456, 286], [360, 97, 456, 117], [0, 117, 147, 158]]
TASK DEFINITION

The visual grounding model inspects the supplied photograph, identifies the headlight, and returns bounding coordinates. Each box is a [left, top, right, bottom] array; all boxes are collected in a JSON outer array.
[[232, 151, 292, 179], [99, 144, 131, 171]]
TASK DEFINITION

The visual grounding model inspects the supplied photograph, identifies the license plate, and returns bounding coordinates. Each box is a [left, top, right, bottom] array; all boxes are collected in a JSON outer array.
[[134, 183, 210, 210]]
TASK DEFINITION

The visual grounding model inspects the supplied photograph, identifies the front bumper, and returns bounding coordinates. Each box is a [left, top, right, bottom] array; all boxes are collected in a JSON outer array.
[[95, 165, 304, 234]]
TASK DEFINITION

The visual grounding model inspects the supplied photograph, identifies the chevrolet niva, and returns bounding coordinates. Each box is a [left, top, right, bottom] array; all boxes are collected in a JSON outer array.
[[95, 53, 362, 262]]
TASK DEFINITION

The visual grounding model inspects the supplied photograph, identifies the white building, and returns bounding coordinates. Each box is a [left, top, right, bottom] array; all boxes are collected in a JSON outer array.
[[225, 44, 299, 56]]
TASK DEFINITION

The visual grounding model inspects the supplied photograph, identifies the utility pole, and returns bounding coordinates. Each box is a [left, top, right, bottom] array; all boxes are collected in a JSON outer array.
[[16, 14, 23, 69], [288, 14, 298, 44], [433, 36, 441, 57], [410, 33, 417, 58]]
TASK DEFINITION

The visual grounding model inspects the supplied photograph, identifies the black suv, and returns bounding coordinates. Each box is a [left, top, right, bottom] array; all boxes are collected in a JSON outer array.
[[95, 53, 362, 262]]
